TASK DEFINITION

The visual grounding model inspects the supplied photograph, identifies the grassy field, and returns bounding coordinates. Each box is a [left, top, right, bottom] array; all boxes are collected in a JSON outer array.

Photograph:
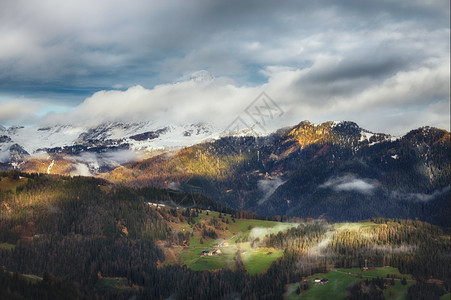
[[384, 280, 415, 300], [284, 267, 414, 300], [338, 266, 413, 280], [180, 236, 236, 271], [440, 293, 451, 300], [174, 209, 296, 274], [334, 221, 378, 231], [231, 218, 287, 232], [96, 277, 137, 291], [0, 242, 16, 250], [285, 270, 357, 300], [0, 176, 28, 192], [241, 247, 284, 275], [3, 269, 42, 283], [22, 273, 43, 283]]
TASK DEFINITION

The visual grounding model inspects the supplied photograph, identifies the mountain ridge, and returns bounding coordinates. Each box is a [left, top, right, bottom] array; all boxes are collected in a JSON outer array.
[[99, 120, 450, 226], [1, 120, 449, 226]]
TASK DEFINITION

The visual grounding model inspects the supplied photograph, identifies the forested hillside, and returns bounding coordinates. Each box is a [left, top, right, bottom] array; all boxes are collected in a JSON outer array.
[[104, 121, 451, 227], [1, 172, 450, 299]]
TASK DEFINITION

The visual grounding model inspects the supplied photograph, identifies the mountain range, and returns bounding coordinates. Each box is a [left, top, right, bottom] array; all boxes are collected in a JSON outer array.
[[1, 120, 449, 226], [0, 121, 217, 173]]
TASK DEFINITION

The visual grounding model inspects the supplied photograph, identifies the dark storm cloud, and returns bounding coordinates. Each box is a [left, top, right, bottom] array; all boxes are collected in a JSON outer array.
[[0, 0, 449, 134]]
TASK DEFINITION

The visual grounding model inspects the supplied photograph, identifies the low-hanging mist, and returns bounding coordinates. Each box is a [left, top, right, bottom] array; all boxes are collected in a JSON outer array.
[[319, 174, 379, 194]]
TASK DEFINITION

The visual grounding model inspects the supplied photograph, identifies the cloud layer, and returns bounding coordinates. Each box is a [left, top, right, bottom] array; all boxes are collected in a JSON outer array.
[[319, 175, 379, 194], [0, 0, 449, 134], [0, 100, 41, 124], [391, 185, 451, 202]]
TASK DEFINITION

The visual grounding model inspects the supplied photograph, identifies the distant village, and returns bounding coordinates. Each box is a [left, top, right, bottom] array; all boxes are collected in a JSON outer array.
[[313, 277, 329, 285], [200, 241, 230, 257], [200, 249, 222, 257]]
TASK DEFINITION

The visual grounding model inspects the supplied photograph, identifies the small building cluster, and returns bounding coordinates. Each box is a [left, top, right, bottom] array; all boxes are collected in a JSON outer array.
[[313, 278, 329, 285], [200, 249, 222, 257], [213, 242, 230, 247], [147, 202, 166, 209]]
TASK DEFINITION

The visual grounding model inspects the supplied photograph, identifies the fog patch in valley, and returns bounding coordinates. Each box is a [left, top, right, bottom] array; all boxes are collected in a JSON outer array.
[[72, 163, 93, 177], [308, 230, 334, 257], [319, 174, 378, 195], [249, 224, 297, 242], [257, 177, 286, 205], [167, 181, 181, 191], [0, 150, 10, 163], [363, 244, 417, 254], [391, 185, 450, 202], [29, 151, 50, 160]]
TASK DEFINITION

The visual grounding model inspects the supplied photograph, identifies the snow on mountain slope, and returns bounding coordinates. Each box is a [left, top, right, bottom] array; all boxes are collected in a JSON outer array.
[[125, 123, 217, 150], [1, 121, 219, 156], [0, 121, 221, 174], [8, 125, 85, 154]]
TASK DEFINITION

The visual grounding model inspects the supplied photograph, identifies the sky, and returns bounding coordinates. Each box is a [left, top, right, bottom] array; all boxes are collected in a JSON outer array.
[[0, 0, 449, 135]]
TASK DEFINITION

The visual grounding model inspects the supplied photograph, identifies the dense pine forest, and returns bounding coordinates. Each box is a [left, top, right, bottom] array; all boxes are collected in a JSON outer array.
[[0, 171, 450, 299]]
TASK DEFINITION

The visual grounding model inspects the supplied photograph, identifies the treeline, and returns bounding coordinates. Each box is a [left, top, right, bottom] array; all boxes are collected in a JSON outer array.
[[327, 219, 451, 280], [348, 276, 449, 300], [347, 277, 388, 300], [262, 217, 451, 282], [0, 173, 173, 242], [0, 269, 98, 300], [136, 186, 236, 215], [0, 245, 317, 299], [0, 236, 164, 286], [264, 221, 329, 250], [407, 281, 449, 300]]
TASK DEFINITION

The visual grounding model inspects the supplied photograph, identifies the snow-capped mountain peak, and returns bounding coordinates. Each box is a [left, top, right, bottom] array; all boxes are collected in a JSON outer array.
[[0, 121, 221, 167]]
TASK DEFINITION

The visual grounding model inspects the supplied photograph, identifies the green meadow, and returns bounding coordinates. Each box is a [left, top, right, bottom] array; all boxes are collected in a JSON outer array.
[[285, 267, 414, 300], [0, 242, 16, 250], [0, 176, 28, 192], [177, 209, 296, 274]]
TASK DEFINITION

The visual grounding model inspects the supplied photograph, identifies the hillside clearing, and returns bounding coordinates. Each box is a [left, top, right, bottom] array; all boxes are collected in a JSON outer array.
[[0, 176, 28, 192], [171, 209, 297, 274], [284, 267, 414, 300]]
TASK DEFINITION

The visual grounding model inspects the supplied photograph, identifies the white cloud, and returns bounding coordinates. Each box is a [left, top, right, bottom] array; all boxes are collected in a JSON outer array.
[[364, 244, 417, 254], [332, 60, 450, 111], [257, 177, 285, 205], [0, 150, 10, 163], [320, 175, 378, 194], [391, 186, 450, 202], [45, 76, 260, 129], [72, 163, 93, 177], [40, 59, 449, 135], [0, 100, 41, 124], [0, 0, 448, 135], [64, 150, 145, 172]]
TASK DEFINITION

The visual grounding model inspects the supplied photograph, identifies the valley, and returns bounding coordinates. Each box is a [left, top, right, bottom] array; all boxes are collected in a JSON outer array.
[[0, 171, 450, 299]]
